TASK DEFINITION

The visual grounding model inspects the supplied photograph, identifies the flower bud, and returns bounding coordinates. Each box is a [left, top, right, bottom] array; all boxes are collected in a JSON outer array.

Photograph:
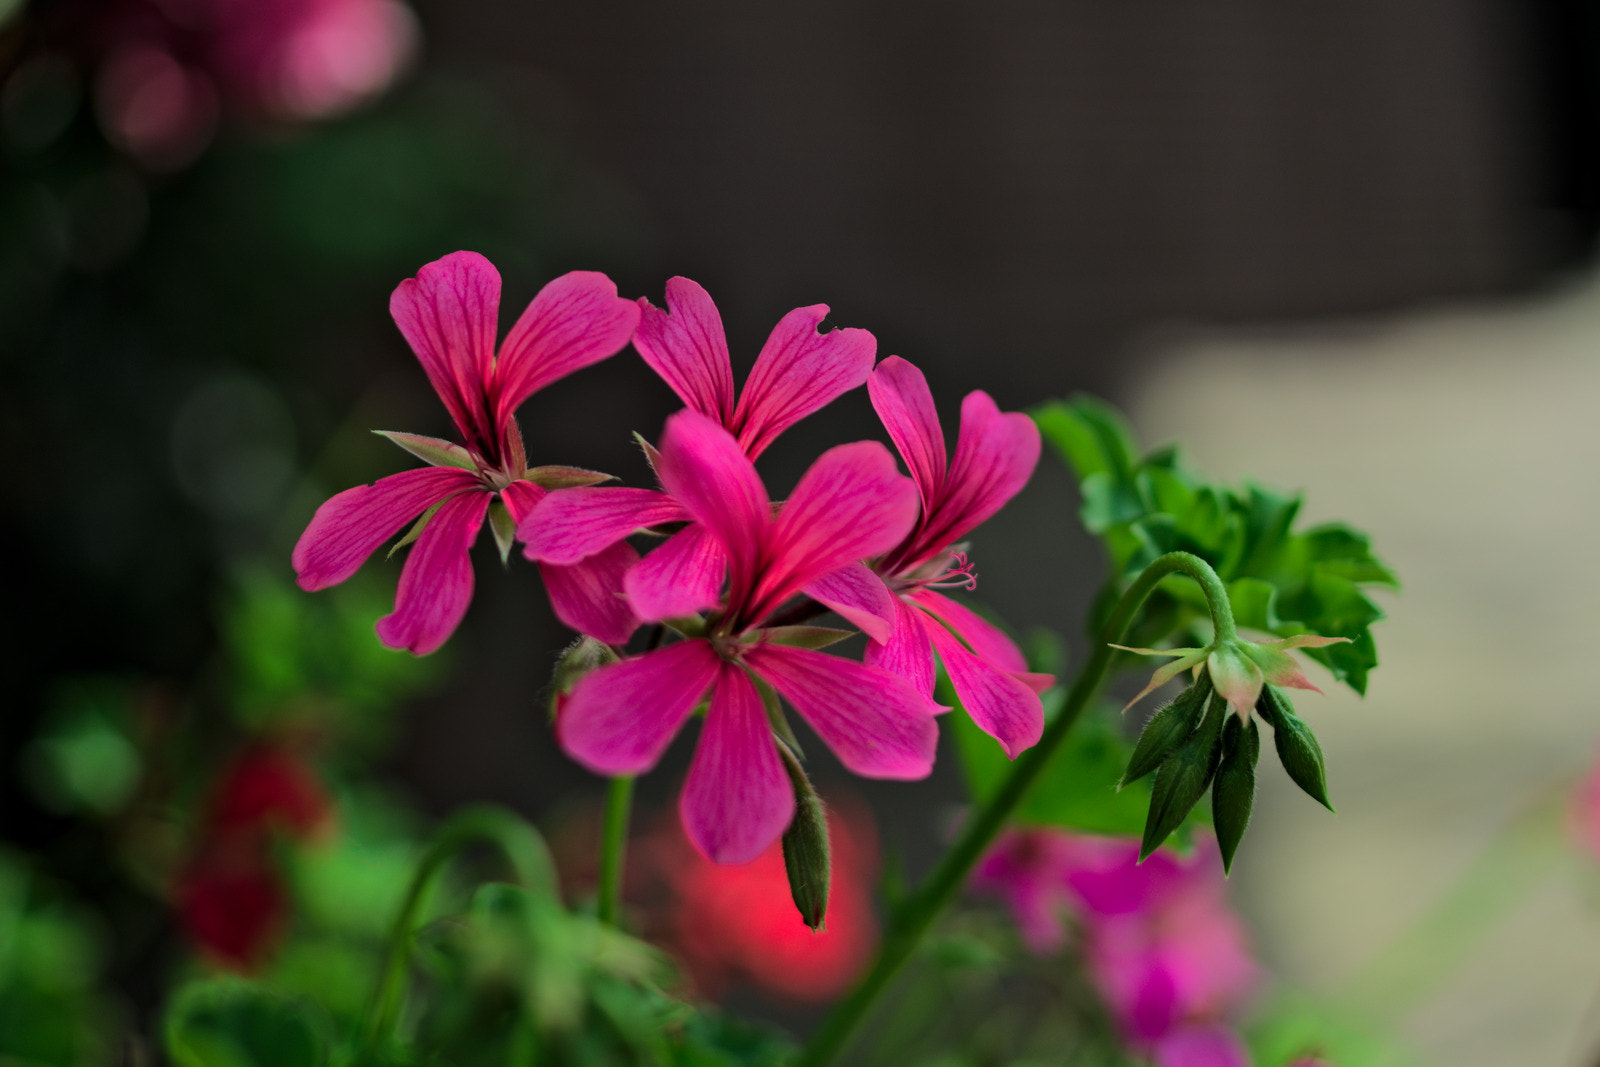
[[1211, 713, 1261, 874], [1256, 685, 1333, 811], [779, 748, 831, 932], [1121, 675, 1212, 787], [1140, 693, 1225, 861], [549, 637, 619, 722]]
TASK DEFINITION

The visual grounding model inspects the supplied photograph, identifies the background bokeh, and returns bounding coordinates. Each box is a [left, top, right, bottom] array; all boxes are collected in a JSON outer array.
[[5, 0, 1599, 1061]]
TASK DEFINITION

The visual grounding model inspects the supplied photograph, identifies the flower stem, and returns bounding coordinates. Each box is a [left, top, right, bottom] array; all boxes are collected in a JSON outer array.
[[798, 551, 1231, 1066], [598, 775, 634, 927], [361, 804, 556, 1053]]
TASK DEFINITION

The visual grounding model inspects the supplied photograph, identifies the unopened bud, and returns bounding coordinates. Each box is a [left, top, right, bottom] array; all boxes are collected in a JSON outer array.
[[779, 747, 831, 931], [1140, 693, 1226, 860], [1211, 713, 1261, 874], [1257, 685, 1333, 812], [548, 636, 619, 722], [1121, 675, 1211, 787]]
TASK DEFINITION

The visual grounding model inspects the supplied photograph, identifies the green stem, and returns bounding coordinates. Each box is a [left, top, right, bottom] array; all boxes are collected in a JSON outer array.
[[799, 551, 1229, 1066], [597, 775, 635, 927], [362, 804, 557, 1053]]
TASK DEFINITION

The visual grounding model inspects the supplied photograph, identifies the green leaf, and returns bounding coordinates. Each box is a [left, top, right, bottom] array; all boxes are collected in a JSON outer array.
[[1140, 695, 1226, 860], [1212, 714, 1260, 874], [164, 978, 331, 1067], [1120, 677, 1210, 787]]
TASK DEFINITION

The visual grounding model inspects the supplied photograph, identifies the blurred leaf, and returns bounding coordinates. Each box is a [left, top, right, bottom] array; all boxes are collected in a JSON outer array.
[[165, 977, 333, 1067]]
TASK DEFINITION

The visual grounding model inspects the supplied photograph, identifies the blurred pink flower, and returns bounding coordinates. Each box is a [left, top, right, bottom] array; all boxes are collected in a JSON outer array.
[[862, 356, 1051, 758], [976, 829, 1260, 1050], [557, 411, 940, 863], [1152, 1025, 1252, 1067], [1570, 746, 1600, 860], [294, 251, 639, 653]]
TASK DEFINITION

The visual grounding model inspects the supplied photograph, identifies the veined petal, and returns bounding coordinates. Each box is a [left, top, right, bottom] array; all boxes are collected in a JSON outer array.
[[868, 356, 947, 511], [496, 479, 546, 524], [294, 466, 479, 591], [540, 541, 642, 646], [559, 641, 721, 775], [754, 441, 917, 618], [910, 589, 1030, 676], [656, 411, 771, 595], [389, 251, 499, 449], [732, 304, 875, 460], [804, 562, 899, 644], [375, 489, 491, 655], [680, 665, 794, 863], [744, 645, 940, 780], [633, 277, 736, 425], [517, 487, 685, 565], [925, 621, 1043, 758], [915, 390, 1040, 558], [495, 270, 639, 425], [626, 524, 726, 622], [864, 597, 939, 698], [1207, 644, 1265, 719]]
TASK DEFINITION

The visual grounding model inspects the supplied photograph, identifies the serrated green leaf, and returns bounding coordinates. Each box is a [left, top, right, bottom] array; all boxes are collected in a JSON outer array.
[[1212, 714, 1260, 874]]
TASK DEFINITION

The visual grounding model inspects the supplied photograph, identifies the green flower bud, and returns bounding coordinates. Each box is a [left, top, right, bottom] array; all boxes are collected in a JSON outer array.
[[1140, 693, 1226, 861], [1122, 674, 1212, 787], [779, 751, 831, 932], [1257, 685, 1334, 812], [549, 636, 619, 722], [1212, 713, 1261, 874]]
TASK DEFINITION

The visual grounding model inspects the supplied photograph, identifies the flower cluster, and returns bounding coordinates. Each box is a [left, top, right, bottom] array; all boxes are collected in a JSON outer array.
[[295, 251, 1047, 863]]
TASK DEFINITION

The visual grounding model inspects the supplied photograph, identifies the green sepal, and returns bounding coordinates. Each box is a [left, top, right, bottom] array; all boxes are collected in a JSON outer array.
[[1121, 675, 1211, 787], [387, 499, 445, 559], [1212, 713, 1261, 874], [750, 670, 805, 761], [632, 431, 663, 476], [1139, 693, 1226, 860], [523, 465, 616, 489], [487, 498, 516, 565], [1257, 685, 1334, 811], [374, 430, 476, 470], [752, 626, 854, 651], [778, 747, 831, 931]]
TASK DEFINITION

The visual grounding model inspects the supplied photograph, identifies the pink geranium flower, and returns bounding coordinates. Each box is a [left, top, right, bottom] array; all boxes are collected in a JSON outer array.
[[858, 356, 1052, 758], [558, 410, 941, 863], [293, 251, 639, 653], [518, 277, 876, 625]]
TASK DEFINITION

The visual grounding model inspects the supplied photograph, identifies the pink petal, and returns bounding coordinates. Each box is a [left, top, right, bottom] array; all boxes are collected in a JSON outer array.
[[559, 640, 721, 775], [680, 665, 795, 863], [625, 524, 726, 621], [656, 411, 771, 596], [517, 486, 685, 565], [913, 391, 1040, 561], [375, 489, 491, 654], [752, 441, 917, 620], [294, 465, 480, 591], [389, 251, 499, 450], [925, 619, 1043, 758], [868, 356, 947, 511], [632, 277, 736, 425], [540, 540, 642, 645], [803, 562, 899, 644], [494, 270, 640, 425], [731, 304, 875, 460], [910, 589, 1030, 676], [1152, 1026, 1252, 1067], [863, 597, 939, 698], [743, 645, 940, 779], [1206, 645, 1265, 719], [496, 478, 546, 524]]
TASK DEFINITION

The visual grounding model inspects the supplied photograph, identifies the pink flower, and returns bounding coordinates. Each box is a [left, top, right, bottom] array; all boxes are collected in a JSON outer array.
[[976, 830, 1259, 1049], [1151, 1025, 1253, 1067], [517, 277, 876, 623], [293, 251, 640, 654], [558, 410, 941, 863], [1570, 745, 1600, 861], [860, 356, 1052, 758]]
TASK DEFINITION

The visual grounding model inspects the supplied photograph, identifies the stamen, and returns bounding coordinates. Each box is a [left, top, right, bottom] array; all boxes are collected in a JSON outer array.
[[925, 551, 979, 591]]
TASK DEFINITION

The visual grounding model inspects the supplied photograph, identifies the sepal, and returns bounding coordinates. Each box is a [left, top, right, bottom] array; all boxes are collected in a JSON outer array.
[[1139, 693, 1225, 860], [523, 465, 617, 489], [386, 498, 446, 559], [374, 430, 477, 470], [487, 499, 516, 565], [753, 626, 855, 650], [1212, 713, 1261, 874], [549, 636, 620, 722]]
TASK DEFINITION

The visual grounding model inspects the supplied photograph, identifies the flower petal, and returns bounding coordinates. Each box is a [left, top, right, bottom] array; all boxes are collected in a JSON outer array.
[[731, 304, 875, 460], [656, 411, 771, 596], [753, 441, 917, 619], [559, 640, 721, 775], [913, 390, 1040, 561], [496, 478, 546, 524], [864, 597, 939, 698], [540, 540, 642, 645], [389, 251, 499, 450], [1206, 644, 1265, 718], [744, 645, 940, 780], [294, 466, 480, 591], [925, 619, 1043, 758], [680, 665, 794, 863], [626, 524, 726, 622], [910, 589, 1030, 676], [375, 489, 491, 654], [868, 356, 947, 511], [495, 270, 640, 424], [803, 562, 899, 644], [517, 486, 685, 565], [633, 277, 736, 425]]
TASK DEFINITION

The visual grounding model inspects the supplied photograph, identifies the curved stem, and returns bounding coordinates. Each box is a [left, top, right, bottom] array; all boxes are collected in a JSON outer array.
[[798, 551, 1230, 1066], [362, 804, 557, 1053], [597, 775, 635, 927]]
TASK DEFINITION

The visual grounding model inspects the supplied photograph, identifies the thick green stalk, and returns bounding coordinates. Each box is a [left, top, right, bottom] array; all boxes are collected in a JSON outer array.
[[798, 551, 1229, 1066], [362, 804, 556, 1052], [597, 774, 635, 927]]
